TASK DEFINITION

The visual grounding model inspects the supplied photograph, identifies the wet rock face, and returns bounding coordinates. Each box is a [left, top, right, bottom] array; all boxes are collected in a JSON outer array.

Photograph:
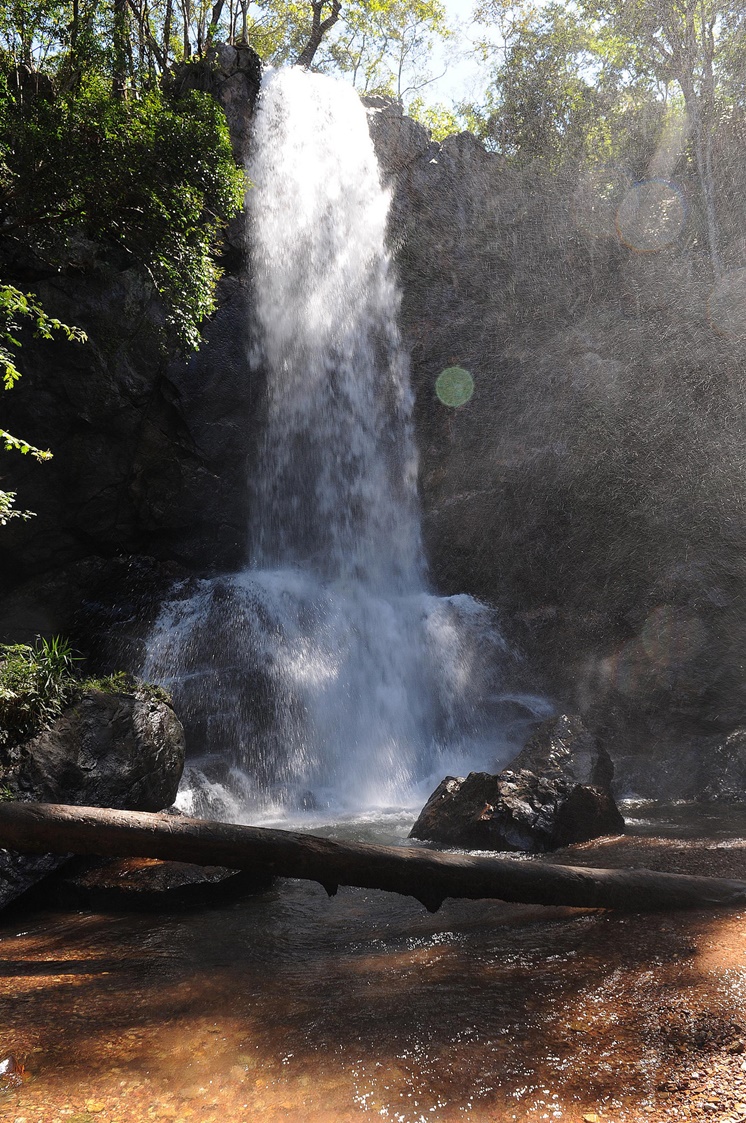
[[511, 713, 615, 790], [410, 715, 624, 852], [12, 688, 185, 812], [700, 729, 746, 802]]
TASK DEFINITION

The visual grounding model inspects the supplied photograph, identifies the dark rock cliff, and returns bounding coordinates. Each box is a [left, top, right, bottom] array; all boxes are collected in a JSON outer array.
[[2, 56, 746, 795], [365, 99, 746, 791], [0, 46, 263, 647]]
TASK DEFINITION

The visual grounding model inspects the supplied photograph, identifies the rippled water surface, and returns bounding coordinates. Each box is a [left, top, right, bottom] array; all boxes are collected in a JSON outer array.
[[1, 805, 746, 1122]]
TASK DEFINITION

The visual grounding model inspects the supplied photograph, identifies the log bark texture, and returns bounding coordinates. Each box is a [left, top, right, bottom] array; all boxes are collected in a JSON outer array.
[[0, 801, 744, 913]]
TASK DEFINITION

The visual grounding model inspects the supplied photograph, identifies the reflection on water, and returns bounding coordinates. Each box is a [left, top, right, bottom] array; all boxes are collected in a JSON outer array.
[[0, 805, 745, 1121], [620, 799, 746, 840]]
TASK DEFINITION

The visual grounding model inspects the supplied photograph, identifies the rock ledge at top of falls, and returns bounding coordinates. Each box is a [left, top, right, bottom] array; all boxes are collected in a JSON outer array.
[[169, 41, 262, 164], [0, 685, 185, 911], [409, 714, 625, 852]]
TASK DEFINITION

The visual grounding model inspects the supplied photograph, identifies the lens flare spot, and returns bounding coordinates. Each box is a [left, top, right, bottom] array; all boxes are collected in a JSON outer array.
[[615, 180, 685, 253], [641, 604, 706, 671], [707, 268, 746, 339], [436, 366, 474, 408], [602, 642, 646, 699], [573, 169, 625, 240]]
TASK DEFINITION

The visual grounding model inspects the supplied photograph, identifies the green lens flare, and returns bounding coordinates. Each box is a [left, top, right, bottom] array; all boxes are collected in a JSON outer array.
[[435, 366, 474, 408]]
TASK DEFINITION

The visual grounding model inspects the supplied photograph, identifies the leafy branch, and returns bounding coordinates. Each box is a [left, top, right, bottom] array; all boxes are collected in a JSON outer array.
[[0, 283, 86, 524]]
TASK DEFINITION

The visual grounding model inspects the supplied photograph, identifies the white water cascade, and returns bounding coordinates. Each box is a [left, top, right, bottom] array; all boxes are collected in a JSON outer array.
[[143, 68, 518, 823]]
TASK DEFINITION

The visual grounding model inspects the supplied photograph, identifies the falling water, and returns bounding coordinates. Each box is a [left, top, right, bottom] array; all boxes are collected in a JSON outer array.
[[249, 68, 421, 591], [144, 68, 517, 821]]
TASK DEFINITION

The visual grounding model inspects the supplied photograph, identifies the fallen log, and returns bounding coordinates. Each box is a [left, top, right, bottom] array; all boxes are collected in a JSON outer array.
[[0, 801, 744, 913]]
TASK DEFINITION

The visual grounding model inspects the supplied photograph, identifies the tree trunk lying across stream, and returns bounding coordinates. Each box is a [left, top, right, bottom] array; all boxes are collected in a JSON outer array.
[[0, 801, 745, 913]]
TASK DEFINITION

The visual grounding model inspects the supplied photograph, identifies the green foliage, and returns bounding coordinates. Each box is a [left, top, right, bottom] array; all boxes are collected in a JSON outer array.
[[232, 0, 452, 93], [0, 284, 86, 391], [0, 490, 24, 525], [470, 3, 621, 167], [79, 670, 171, 703], [0, 282, 84, 523], [82, 669, 135, 694], [0, 636, 80, 748], [0, 638, 169, 752], [36, 634, 81, 680], [407, 96, 462, 141], [320, 0, 452, 99], [471, 0, 738, 269], [1, 78, 245, 352], [242, 0, 322, 65]]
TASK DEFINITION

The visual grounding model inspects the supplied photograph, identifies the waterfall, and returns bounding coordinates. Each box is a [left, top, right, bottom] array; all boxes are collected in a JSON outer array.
[[249, 69, 422, 592], [143, 68, 512, 822]]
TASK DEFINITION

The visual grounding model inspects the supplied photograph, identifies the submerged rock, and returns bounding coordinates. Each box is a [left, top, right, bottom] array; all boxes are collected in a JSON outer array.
[[0, 1054, 27, 1091], [409, 714, 624, 852], [54, 855, 273, 911], [0, 851, 71, 914]]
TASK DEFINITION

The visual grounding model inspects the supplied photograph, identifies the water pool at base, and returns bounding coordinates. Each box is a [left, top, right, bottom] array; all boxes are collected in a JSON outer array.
[[1, 804, 745, 1123]]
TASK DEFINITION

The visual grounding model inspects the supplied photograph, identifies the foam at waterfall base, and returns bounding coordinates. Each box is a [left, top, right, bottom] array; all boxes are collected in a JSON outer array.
[[145, 569, 524, 818]]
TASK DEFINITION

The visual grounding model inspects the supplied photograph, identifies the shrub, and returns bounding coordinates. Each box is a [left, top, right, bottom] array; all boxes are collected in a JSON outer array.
[[0, 636, 80, 750]]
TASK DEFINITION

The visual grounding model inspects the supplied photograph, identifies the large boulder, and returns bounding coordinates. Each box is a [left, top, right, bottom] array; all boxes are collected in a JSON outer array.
[[410, 714, 624, 852], [12, 687, 184, 811], [509, 712, 615, 789], [0, 685, 185, 909]]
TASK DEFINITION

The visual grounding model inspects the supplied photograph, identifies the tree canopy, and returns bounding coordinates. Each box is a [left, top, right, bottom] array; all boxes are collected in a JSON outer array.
[[0, 68, 245, 353], [466, 0, 746, 276]]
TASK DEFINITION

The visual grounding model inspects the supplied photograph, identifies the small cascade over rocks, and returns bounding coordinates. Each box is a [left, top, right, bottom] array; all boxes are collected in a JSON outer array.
[[143, 68, 521, 821]]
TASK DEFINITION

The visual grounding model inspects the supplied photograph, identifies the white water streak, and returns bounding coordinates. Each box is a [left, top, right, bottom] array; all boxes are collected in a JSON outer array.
[[249, 69, 422, 590]]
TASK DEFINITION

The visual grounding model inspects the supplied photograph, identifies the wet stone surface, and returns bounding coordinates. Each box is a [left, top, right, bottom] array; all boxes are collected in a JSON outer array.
[[410, 715, 624, 851], [0, 810, 744, 1122], [53, 856, 275, 912]]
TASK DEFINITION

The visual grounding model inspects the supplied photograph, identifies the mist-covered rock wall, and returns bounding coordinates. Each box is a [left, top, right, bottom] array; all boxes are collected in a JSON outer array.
[[367, 98, 746, 789]]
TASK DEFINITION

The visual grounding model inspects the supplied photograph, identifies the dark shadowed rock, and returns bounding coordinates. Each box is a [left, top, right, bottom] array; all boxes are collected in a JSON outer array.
[[13, 687, 185, 812], [0, 686, 185, 911], [0, 851, 70, 912], [410, 714, 624, 852]]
